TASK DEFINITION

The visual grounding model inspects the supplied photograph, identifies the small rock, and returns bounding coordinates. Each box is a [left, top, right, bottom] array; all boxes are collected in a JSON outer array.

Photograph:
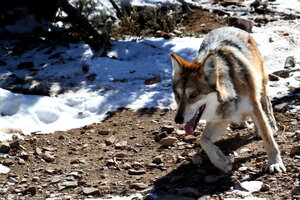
[[2, 159, 14, 166], [229, 17, 253, 33], [98, 130, 110, 135], [145, 75, 162, 85], [20, 151, 29, 160], [238, 166, 248, 171], [268, 73, 280, 81], [42, 152, 55, 162], [114, 152, 127, 158], [220, 0, 241, 7], [115, 141, 127, 149], [273, 70, 290, 78], [9, 140, 19, 149], [274, 102, 288, 113], [184, 135, 197, 143], [61, 181, 78, 188], [17, 61, 34, 69], [0, 142, 10, 153], [34, 147, 42, 155], [159, 136, 177, 147], [18, 158, 26, 165], [0, 164, 10, 174], [129, 182, 148, 190], [82, 187, 100, 196], [51, 177, 61, 184], [105, 135, 116, 145], [82, 64, 90, 73], [178, 187, 200, 197], [290, 144, 300, 155], [153, 156, 163, 164], [284, 56, 296, 69], [161, 125, 174, 134], [240, 181, 263, 192], [260, 184, 271, 192], [128, 169, 146, 175], [155, 132, 168, 142]]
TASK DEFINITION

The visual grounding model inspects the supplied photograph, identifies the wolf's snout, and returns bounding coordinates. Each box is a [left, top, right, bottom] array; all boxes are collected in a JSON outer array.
[[174, 115, 184, 124]]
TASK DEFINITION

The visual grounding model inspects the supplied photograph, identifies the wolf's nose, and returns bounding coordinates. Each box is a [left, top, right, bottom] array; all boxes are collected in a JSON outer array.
[[175, 116, 184, 124]]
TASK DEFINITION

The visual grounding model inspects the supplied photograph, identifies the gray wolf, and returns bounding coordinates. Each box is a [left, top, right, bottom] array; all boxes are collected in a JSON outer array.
[[170, 27, 286, 173]]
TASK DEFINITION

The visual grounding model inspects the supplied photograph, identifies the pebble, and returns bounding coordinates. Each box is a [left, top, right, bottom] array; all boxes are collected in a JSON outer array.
[[290, 144, 300, 155], [144, 75, 162, 85], [35, 147, 42, 155], [128, 169, 146, 175], [0, 142, 10, 153], [42, 152, 55, 162], [184, 135, 197, 143], [98, 130, 109, 135], [0, 164, 10, 174], [238, 166, 248, 171], [45, 168, 57, 175], [178, 187, 200, 197], [205, 175, 220, 183], [152, 156, 163, 164], [105, 135, 116, 145], [284, 56, 296, 69], [273, 69, 290, 78], [129, 182, 148, 190], [60, 181, 78, 188], [114, 152, 127, 158], [51, 177, 61, 184], [155, 132, 168, 142], [20, 151, 29, 160], [268, 73, 280, 81], [82, 187, 100, 195], [240, 181, 263, 192], [18, 158, 26, 165], [115, 141, 127, 149], [9, 140, 20, 149], [159, 136, 177, 147], [161, 125, 174, 134]]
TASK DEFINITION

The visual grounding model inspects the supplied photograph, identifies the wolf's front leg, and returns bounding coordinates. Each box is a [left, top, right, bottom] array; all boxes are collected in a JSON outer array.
[[199, 121, 232, 173]]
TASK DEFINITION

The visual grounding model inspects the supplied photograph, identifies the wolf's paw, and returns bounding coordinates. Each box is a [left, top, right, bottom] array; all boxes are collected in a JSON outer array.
[[266, 162, 286, 174], [211, 149, 232, 173]]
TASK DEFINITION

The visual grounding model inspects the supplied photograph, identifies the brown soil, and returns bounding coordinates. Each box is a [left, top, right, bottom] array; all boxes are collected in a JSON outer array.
[[0, 108, 299, 199]]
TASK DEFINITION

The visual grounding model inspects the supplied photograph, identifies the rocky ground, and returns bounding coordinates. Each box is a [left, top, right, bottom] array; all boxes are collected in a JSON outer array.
[[0, 105, 299, 200]]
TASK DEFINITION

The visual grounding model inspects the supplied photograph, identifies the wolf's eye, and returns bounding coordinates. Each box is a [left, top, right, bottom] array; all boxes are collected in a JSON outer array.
[[189, 93, 198, 99]]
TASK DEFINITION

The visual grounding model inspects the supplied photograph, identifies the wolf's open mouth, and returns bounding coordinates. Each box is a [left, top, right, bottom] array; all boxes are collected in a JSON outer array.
[[184, 104, 206, 135]]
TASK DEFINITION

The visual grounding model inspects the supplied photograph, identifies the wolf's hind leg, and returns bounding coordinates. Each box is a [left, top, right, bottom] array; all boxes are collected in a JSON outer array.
[[199, 121, 232, 173], [260, 92, 278, 136], [250, 99, 286, 173]]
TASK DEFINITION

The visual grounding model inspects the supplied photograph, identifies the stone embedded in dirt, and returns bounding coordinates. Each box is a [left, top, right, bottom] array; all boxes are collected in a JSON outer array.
[[115, 141, 127, 149], [17, 61, 34, 69], [229, 17, 253, 33], [205, 175, 220, 183], [161, 125, 174, 134], [240, 181, 263, 192], [184, 135, 197, 143], [178, 187, 200, 197], [272, 70, 290, 78], [260, 184, 271, 192], [268, 73, 280, 81], [159, 195, 195, 200], [144, 75, 162, 85], [274, 102, 288, 113], [82, 187, 100, 196], [290, 144, 300, 155], [0, 164, 10, 174], [284, 56, 296, 69], [159, 136, 177, 147], [45, 168, 57, 175], [238, 166, 248, 171], [0, 142, 10, 153], [9, 140, 20, 149], [60, 181, 78, 188], [155, 132, 168, 142], [129, 182, 148, 190], [42, 147, 56, 152], [114, 152, 127, 158], [35, 147, 42, 155], [128, 169, 146, 175], [42, 151, 55, 162], [51, 177, 62, 184], [105, 135, 116, 145], [98, 130, 110, 135], [2, 159, 14, 166], [18, 158, 26, 165], [20, 151, 29, 160], [176, 129, 186, 136], [152, 156, 163, 164], [220, 0, 241, 7]]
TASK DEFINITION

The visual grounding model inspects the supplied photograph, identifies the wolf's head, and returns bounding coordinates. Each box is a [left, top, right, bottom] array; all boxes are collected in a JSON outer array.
[[170, 53, 223, 135]]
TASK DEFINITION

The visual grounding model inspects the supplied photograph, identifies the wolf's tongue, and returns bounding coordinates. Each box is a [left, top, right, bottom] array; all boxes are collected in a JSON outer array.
[[184, 114, 197, 135]]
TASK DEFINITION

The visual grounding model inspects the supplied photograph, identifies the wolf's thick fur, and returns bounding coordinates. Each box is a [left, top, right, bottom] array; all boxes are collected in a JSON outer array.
[[171, 27, 285, 173]]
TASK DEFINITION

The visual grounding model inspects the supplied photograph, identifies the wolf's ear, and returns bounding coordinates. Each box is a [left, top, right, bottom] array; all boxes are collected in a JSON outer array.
[[202, 53, 217, 86], [170, 53, 187, 76]]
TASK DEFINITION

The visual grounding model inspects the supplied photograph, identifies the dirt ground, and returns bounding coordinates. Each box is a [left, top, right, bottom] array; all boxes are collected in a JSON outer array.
[[0, 107, 299, 199]]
